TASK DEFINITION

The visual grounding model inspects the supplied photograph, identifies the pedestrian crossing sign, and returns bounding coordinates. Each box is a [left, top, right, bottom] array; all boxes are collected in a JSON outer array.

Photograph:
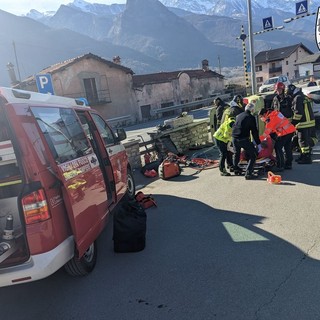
[[262, 17, 273, 30], [295, 0, 308, 16]]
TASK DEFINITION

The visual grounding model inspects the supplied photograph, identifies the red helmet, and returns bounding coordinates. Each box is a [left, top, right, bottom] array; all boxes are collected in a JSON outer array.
[[275, 82, 285, 91]]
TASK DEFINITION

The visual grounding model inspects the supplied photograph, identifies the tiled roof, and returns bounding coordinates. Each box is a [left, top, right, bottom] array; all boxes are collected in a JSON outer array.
[[255, 43, 313, 64], [295, 52, 320, 65], [19, 53, 134, 85], [132, 69, 223, 87]]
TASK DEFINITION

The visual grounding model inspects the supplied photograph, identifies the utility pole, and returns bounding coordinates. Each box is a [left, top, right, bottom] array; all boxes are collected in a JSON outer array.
[[247, 0, 256, 95], [217, 55, 221, 75], [236, 4, 284, 94], [239, 25, 250, 94], [12, 41, 21, 83]]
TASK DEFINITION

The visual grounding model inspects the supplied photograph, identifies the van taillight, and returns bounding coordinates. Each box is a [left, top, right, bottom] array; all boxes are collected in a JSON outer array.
[[22, 189, 51, 224]]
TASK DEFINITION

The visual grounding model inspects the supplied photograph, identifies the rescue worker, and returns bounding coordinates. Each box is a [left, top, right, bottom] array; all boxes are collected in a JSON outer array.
[[292, 127, 318, 153], [213, 97, 229, 129], [286, 84, 315, 164], [213, 117, 235, 176], [307, 76, 317, 87], [221, 95, 244, 123], [232, 103, 262, 180], [258, 108, 296, 171], [220, 95, 245, 172], [272, 82, 293, 120]]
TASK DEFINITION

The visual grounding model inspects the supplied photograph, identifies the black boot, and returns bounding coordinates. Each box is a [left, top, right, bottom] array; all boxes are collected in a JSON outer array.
[[295, 154, 302, 162], [233, 166, 243, 175], [245, 172, 258, 180], [284, 163, 292, 170], [284, 160, 292, 170], [297, 153, 312, 164]]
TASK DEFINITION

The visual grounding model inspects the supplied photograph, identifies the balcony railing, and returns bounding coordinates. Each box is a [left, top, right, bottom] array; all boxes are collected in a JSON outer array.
[[63, 89, 111, 105], [269, 66, 282, 73]]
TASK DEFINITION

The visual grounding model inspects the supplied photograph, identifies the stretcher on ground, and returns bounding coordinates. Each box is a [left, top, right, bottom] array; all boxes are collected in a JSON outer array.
[[238, 157, 276, 174]]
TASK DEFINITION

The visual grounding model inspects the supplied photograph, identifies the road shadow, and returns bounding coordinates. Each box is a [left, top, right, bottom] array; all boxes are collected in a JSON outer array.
[[1, 195, 320, 319]]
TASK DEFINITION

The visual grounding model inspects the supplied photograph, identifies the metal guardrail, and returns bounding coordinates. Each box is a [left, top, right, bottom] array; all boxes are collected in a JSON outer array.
[[108, 115, 132, 127], [108, 115, 132, 122], [154, 94, 231, 115]]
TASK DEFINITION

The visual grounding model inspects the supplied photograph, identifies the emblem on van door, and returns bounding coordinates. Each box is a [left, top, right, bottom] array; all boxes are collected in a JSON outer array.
[[90, 156, 97, 164], [60, 156, 98, 180]]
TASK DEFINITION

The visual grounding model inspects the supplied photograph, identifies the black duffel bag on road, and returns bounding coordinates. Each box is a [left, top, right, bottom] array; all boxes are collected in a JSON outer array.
[[113, 200, 147, 253]]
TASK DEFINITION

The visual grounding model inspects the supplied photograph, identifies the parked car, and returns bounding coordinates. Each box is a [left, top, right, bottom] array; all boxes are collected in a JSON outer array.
[[301, 85, 320, 118], [258, 75, 291, 93], [0, 87, 135, 287]]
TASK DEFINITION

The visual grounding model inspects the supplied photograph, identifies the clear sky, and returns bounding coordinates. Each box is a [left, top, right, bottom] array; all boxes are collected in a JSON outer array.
[[1, 0, 126, 16]]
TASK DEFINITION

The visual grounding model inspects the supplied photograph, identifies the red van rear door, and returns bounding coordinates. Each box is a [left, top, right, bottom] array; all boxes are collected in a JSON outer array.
[[89, 113, 128, 199], [31, 106, 110, 257]]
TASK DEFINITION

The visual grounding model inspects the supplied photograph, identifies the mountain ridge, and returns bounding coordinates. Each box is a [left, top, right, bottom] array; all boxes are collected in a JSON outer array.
[[0, 0, 318, 87]]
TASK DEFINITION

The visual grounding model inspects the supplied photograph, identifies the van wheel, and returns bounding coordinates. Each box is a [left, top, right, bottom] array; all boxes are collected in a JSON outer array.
[[126, 167, 136, 199], [64, 241, 97, 276]]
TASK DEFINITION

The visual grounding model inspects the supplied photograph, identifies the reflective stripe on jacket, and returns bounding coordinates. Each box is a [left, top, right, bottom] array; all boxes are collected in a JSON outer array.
[[292, 95, 315, 129], [261, 110, 296, 139]]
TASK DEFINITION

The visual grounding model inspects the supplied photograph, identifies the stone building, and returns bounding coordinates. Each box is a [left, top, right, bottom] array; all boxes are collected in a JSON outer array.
[[14, 55, 224, 124], [16, 53, 139, 124], [132, 60, 224, 121]]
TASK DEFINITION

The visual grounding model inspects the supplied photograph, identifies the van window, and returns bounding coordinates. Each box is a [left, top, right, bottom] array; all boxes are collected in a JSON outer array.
[[91, 114, 115, 146], [31, 107, 92, 163]]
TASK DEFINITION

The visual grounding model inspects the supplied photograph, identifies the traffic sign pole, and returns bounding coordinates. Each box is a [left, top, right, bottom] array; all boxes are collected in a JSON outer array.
[[284, 11, 316, 23]]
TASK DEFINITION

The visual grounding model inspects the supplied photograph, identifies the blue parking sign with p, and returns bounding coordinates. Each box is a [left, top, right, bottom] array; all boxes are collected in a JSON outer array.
[[36, 74, 55, 95]]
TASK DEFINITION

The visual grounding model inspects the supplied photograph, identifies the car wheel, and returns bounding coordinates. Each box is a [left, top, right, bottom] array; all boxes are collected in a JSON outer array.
[[64, 241, 97, 276], [126, 167, 136, 199]]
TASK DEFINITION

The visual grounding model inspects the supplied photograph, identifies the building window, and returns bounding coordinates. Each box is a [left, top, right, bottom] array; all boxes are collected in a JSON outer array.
[[257, 77, 263, 83], [83, 78, 98, 104], [140, 105, 151, 119], [286, 61, 289, 65], [256, 65, 262, 72]]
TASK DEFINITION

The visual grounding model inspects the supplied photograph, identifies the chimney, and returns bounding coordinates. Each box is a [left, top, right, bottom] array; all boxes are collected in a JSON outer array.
[[113, 56, 121, 65], [6, 62, 20, 87], [202, 59, 209, 71]]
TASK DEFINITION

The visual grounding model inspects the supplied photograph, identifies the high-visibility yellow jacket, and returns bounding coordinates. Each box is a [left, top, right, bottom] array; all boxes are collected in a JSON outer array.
[[213, 117, 235, 143]]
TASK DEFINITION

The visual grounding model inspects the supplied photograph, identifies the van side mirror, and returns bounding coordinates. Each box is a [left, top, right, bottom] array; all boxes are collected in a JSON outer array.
[[116, 128, 127, 141]]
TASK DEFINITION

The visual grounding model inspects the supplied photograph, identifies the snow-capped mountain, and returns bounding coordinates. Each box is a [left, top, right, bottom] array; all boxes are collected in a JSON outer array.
[[24, 0, 319, 19], [159, 0, 318, 16], [68, 0, 125, 16], [2, 0, 316, 87], [25, 9, 56, 20]]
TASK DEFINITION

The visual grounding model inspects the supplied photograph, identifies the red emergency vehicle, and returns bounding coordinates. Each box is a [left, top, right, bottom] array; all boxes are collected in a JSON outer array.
[[0, 87, 135, 287]]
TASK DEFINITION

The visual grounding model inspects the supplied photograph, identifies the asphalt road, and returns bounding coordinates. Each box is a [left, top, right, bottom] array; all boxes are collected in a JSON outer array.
[[1, 141, 320, 320]]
